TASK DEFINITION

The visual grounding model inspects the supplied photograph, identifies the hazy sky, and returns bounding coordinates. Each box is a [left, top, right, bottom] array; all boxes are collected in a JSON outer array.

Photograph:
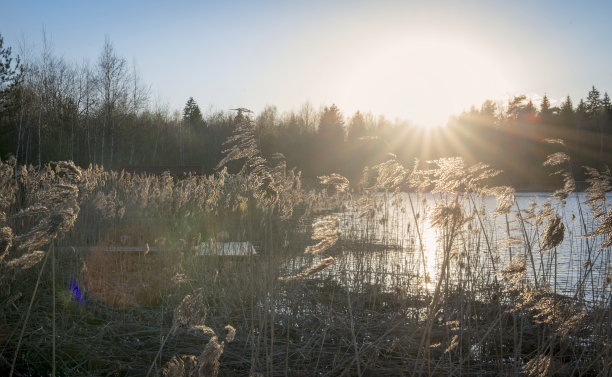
[[2, 0, 611, 127]]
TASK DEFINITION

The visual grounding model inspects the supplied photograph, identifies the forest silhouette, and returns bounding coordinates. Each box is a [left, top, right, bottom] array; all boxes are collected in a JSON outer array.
[[1, 35, 611, 190]]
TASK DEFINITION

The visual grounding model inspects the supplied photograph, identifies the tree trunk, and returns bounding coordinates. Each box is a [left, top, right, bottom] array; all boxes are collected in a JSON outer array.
[[129, 130, 135, 165], [110, 118, 114, 168], [152, 129, 159, 163], [37, 103, 42, 171], [25, 122, 31, 166], [70, 118, 74, 161], [14, 92, 25, 178], [101, 120, 105, 167], [179, 122, 184, 165]]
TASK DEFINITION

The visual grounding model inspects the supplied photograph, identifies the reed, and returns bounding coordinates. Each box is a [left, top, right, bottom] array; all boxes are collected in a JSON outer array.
[[0, 129, 610, 376]]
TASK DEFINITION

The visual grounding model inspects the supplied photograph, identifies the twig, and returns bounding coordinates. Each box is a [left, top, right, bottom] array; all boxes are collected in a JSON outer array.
[[146, 323, 177, 377], [346, 288, 362, 377], [52, 241, 56, 377]]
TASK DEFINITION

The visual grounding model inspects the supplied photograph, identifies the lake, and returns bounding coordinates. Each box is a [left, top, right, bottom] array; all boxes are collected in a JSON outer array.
[[297, 192, 612, 304]]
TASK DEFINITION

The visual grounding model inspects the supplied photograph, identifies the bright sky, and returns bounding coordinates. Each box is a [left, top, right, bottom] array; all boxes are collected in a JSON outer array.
[[2, 0, 611, 128]]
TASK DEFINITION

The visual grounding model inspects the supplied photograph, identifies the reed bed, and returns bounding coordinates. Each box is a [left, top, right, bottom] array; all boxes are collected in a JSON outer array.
[[0, 122, 610, 376]]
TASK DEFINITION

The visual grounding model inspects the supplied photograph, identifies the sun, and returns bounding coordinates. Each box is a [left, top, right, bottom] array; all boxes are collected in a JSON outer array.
[[341, 34, 510, 128]]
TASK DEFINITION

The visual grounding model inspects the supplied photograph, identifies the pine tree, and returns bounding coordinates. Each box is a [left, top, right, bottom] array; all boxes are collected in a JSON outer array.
[[540, 94, 551, 113], [560, 95, 573, 117], [523, 99, 536, 120], [586, 86, 601, 118], [347, 111, 366, 141], [602, 92, 611, 117], [539, 94, 553, 122], [480, 100, 497, 119], [315, 104, 345, 174], [576, 99, 587, 116], [558, 96, 574, 128], [506, 95, 527, 120], [0, 34, 20, 114], [575, 98, 589, 137], [318, 104, 344, 138], [182, 97, 203, 126]]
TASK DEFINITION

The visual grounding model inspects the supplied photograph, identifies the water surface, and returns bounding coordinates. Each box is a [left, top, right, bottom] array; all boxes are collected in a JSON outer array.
[[301, 192, 611, 304]]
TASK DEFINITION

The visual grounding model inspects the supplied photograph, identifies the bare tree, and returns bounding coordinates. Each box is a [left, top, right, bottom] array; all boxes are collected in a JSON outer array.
[[74, 60, 96, 164], [96, 37, 128, 168], [128, 61, 148, 164], [36, 29, 52, 170], [14, 35, 29, 177]]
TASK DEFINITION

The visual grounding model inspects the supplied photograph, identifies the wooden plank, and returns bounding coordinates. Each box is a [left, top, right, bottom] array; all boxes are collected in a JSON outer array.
[[56, 246, 157, 253], [57, 243, 258, 256]]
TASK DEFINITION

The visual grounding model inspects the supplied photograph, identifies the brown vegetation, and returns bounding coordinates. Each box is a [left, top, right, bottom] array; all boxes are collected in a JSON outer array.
[[0, 121, 611, 376]]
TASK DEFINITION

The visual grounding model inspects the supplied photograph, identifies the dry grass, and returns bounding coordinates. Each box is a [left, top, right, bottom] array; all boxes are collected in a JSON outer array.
[[0, 129, 611, 376]]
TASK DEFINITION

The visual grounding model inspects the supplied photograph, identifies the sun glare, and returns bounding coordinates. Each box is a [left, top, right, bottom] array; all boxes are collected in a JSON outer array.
[[342, 34, 509, 128]]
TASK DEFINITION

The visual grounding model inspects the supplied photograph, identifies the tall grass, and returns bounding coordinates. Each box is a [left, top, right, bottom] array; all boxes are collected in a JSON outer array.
[[0, 120, 610, 376]]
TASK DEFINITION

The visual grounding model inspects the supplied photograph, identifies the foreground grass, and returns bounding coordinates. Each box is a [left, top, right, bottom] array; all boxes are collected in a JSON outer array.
[[0, 127, 611, 376]]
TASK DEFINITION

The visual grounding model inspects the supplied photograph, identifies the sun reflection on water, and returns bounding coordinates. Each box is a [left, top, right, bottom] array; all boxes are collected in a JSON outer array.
[[418, 218, 440, 291]]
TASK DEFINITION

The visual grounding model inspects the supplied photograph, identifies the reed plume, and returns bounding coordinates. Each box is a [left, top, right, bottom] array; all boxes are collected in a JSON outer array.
[[5, 250, 45, 270], [488, 185, 515, 215], [319, 173, 350, 193], [583, 208, 612, 249], [305, 215, 341, 255], [583, 165, 611, 219], [0, 226, 13, 264], [543, 143, 575, 203], [540, 213, 565, 251], [173, 289, 208, 331], [523, 354, 557, 377], [543, 152, 570, 167], [544, 138, 566, 146], [372, 156, 409, 192], [159, 289, 236, 377], [160, 355, 197, 377], [279, 257, 338, 281], [500, 256, 527, 287]]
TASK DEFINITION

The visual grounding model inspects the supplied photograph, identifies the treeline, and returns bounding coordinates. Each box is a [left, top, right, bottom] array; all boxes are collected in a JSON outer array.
[[1, 34, 611, 188], [446, 92, 612, 189], [0, 36, 238, 173]]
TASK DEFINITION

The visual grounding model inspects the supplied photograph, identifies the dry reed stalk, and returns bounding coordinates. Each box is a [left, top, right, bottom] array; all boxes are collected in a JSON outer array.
[[3, 147, 612, 376], [9, 242, 52, 377], [152, 290, 236, 377]]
